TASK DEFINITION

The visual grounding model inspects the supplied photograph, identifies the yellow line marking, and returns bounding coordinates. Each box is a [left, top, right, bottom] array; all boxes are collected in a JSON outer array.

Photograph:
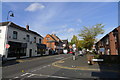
[[52, 57, 120, 73], [17, 55, 61, 63]]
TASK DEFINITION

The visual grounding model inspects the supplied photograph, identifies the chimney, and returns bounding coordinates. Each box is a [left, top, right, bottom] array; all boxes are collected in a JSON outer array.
[[52, 34, 56, 36], [26, 25, 29, 30]]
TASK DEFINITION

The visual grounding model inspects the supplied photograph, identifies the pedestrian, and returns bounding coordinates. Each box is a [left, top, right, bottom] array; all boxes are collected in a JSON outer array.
[[79, 50, 83, 56]]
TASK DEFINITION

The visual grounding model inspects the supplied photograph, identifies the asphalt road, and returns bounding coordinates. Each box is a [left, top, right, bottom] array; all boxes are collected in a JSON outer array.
[[2, 54, 120, 80]]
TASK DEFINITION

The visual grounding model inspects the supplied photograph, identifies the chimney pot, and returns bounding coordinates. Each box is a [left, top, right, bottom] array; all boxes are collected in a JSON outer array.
[[26, 25, 29, 30]]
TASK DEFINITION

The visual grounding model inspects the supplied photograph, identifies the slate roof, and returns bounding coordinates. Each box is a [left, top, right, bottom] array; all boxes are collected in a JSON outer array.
[[0, 22, 43, 38]]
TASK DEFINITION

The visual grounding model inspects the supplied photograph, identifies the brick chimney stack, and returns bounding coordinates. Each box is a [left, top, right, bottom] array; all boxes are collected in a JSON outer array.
[[26, 25, 29, 30]]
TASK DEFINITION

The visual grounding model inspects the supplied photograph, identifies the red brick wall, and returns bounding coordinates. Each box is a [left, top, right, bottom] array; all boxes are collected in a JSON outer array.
[[42, 34, 55, 49], [109, 32, 118, 55]]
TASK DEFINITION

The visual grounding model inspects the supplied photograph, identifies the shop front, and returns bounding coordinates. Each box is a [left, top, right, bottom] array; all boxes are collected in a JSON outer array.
[[37, 43, 46, 56], [7, 41, 27, 58]]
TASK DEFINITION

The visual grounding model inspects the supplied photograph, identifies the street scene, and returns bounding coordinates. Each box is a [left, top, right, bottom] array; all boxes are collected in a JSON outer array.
[[0, 0, 120, 80]]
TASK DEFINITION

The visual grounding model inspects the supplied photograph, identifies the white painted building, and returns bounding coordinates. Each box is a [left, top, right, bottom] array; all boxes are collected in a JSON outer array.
[[0, 22, 46, 60]]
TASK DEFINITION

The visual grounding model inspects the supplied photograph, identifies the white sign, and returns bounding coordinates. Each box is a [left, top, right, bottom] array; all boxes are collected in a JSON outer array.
[[92, 59, 104, 61], [99, 48, 105, 52]]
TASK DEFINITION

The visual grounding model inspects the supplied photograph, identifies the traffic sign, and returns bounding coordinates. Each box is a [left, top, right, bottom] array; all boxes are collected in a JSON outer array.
[[6, 44, 10, 48]]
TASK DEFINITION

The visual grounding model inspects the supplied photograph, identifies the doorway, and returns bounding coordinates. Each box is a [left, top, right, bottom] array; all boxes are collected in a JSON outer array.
[[29, 49, 32, 57]]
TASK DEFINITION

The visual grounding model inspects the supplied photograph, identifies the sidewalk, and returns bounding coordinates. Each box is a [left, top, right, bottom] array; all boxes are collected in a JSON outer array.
[[53, 54, 120, 73]]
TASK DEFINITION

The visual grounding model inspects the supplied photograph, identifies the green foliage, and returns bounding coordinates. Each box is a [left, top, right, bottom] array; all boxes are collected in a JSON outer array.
[[78, 24, 105, 50], [69, 35, 84, 50], [71, 35, 78, 44]]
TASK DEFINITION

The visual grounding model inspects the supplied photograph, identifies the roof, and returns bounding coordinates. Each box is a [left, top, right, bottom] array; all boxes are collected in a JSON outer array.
[[0, 22, 43, 38], [49, 34, 57, 41], [0, 22, 9, 26], [51, 34, 63, 42], [95, 26, 120, 44]]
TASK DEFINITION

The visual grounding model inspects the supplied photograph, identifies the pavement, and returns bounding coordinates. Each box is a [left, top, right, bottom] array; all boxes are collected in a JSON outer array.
[[52, 54, 120, 73]]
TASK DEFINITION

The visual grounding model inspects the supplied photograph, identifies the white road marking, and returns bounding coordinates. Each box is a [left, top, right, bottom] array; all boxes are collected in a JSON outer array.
[[21, 73, 31, 76], [31, 65, 51, 72], [27, 74, 36, 78], [14, 76, 19, 78], [50, 75, 68, 79], [55, 57, 64, 60]]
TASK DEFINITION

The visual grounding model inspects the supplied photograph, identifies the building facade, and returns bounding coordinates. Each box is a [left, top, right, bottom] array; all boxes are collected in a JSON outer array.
[[95, 26, 120, 55], [42, 34, 63, 54], [0, 22, 46, 60]]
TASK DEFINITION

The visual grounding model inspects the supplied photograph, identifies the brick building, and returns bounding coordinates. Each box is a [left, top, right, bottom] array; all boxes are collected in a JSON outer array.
[[42, 34, 63, 54], [95, 26, 120, 55]]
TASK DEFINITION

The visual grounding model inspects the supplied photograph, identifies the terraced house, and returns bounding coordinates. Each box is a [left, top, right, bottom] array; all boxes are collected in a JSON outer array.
[[0, 22, 46, 60], [95, 26, 120, 55]]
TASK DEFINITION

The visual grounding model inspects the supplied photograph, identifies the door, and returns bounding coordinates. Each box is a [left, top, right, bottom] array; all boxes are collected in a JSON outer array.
[[29, 49, 32, 57]]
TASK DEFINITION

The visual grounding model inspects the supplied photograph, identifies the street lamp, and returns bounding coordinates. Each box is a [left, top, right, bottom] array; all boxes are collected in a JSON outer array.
[[7, 10, 14, 21]]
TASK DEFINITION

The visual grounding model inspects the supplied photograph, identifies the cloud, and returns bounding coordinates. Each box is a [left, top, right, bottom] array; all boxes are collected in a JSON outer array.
[[67, 28, 75, 32], [77, 19, 82, 23], [61, 24, 67, 28], [25, 3, 45, 12], [51, 27, 75, 34]]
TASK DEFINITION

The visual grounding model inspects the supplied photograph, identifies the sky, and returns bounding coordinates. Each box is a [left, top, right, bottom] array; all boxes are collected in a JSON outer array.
[[2, 2, 118, 41]]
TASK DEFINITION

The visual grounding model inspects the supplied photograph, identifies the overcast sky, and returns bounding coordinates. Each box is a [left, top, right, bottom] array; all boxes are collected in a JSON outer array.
[[2, 2, 118, 41]]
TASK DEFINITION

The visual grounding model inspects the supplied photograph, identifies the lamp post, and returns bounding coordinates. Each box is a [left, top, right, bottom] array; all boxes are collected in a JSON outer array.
[[7, 10, 14, 21]]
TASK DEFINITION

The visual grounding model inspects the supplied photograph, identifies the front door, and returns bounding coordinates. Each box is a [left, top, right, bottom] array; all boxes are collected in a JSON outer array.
[[29, 49, 32, 57]]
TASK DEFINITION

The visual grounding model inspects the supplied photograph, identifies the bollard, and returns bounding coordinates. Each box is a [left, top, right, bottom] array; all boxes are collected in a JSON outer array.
[[73, 56, 75, 60]]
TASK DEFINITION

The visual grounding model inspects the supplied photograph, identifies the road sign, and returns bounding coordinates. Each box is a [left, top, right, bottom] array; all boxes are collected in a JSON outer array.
[[99, 48, 105, 52], [6, 44, 10, 48]]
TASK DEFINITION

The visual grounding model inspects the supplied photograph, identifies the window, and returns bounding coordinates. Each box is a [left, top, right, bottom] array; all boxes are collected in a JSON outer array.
[[106, 38, 109, 44], [115, 35, 117, 42], [46, 37, 50, 40], [0, 30, 1, 33], [34, 37, 36, 43], [26, 35, 30, 42], [39, 38, 41, 44], [13, 31, 18, 39]]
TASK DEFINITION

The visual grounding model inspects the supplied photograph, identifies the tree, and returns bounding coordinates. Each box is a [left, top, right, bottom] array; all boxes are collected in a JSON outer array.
[[70, 35, 84, 51], [78, 24, 104, 50], [70, 35, 78, 45]]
